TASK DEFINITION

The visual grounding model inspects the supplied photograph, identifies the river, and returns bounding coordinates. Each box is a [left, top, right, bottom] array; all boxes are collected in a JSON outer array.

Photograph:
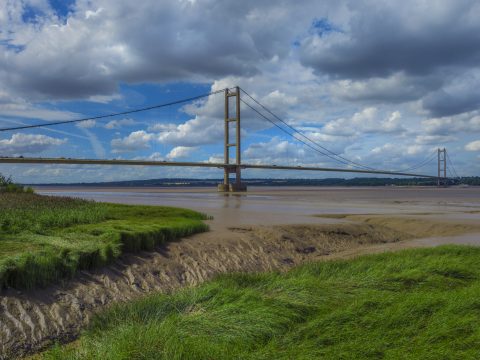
[[35, 186, 480, 231]]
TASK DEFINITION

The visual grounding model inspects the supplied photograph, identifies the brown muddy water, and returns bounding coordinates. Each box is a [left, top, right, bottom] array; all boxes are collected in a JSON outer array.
[[36, 185, 480, 232], [2, 186, 480, 359]]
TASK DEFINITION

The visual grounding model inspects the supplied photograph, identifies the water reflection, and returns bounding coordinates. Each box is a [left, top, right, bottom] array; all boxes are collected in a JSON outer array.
[[223, 193, 242, 209]]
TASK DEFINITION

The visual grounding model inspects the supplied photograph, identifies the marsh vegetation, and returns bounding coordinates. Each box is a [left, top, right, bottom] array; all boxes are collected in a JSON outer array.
[[39, 245, 480, 359], [0, 193, 208, 289]]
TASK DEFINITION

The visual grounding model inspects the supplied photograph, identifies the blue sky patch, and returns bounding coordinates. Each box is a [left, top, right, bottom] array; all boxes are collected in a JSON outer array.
[[21, 5, 42, 24], [0, 39, 25, 53], [310, 18, 342, 36], [49, 0, 76, 19]]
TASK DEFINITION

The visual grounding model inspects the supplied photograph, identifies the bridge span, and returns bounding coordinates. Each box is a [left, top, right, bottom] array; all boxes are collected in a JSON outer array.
[[0, 156, 439, 179], [0, 86, 451, 190]]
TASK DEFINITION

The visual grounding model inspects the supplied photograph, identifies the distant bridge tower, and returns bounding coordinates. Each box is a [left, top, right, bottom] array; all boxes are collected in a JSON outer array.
[[218, 86, 247, 192], [437, 147, 447, 187]]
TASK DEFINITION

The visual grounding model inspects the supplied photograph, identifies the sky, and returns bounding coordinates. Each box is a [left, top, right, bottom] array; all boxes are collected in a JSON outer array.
[[0, 0, 479, 183]]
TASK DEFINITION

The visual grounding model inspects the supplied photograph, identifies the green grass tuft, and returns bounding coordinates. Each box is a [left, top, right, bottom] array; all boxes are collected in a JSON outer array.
[[38, 245, 480, 359], [0, 193, 209, 289]]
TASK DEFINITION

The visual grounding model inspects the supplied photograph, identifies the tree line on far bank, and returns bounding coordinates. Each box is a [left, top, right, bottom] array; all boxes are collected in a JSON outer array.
[[0, 173, 33, 193]]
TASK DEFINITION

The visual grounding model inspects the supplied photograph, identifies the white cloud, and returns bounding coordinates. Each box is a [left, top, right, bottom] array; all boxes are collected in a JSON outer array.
[[87, 93, 123, 104], [157, 116, 224, 146], [243, 137, 312, 166], [0, 90, 80, 121], [465, 140, 480, 152], [206, 154, 224, 163], [166, 146, 197, 160], [406, 144, 424, 156], [423, 112, 480, 135], [370, 143, 395, 156], [0, 0, 318, 101], [104, 118, 138, 129], [415, 135, 456, 145], [111, 130, 154, 153], [330, 73, 442, 103], [368, 142, 437, 170], [134, 152, 164, 161], [146, 152, 164, 161], [156, 89, 230, 147], [261, 90, 298, 109], [0, 133, 66, 155], [1, 1, 480, 181], [76, 119, 96, 128], [322, 108, 405, 136], [147, 123, 178, 132]]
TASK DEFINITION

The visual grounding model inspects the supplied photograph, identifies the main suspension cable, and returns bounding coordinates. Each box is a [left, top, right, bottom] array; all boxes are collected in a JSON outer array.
[[241, 98, 372, 169], [446, 152, 459, 178], [241, 87, 441, 175], [240, 88, 377, 171], [0, 89, 226, 132]]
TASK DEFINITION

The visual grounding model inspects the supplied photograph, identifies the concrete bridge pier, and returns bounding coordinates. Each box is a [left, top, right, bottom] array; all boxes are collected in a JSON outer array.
[[217, 165, 247, 192]]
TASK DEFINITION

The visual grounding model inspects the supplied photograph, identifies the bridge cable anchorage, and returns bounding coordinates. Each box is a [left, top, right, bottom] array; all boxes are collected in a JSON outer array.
[[240, 87, 447, 175], [0, 89, 227, 132], [240, 88, 377, 171]]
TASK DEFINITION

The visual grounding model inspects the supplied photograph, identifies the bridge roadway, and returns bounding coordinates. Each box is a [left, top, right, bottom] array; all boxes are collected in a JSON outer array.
[[0, 157, 439, 178]]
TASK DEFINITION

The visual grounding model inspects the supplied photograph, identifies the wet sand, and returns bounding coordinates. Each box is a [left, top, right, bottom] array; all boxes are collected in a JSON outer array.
[[2, 186, 480, 358]]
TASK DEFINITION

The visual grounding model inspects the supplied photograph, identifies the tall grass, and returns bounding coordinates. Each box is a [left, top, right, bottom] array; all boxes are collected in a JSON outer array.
[[0, 193, 110, 233], [0, 193, 209, 289], [40, 246, 480, 359]]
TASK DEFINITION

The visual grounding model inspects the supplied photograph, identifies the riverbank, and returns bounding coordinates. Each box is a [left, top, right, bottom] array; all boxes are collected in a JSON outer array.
[[0, 193, 208, 289], [2, 187, 480, 358], [3, 213, 480, 358], [37, 245, 480, 359]]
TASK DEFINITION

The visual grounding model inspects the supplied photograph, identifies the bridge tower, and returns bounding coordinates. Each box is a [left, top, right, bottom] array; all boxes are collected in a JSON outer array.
[[218, 86, 247, 192], [437, 147, 447, 187]]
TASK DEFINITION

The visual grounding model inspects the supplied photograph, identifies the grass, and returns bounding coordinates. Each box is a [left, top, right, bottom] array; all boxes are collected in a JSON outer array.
[[0, 193, 209, 289], [37, 245, 480, 360]]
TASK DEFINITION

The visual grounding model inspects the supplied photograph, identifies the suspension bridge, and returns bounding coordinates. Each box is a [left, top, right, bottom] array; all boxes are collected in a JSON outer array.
[[0, 86, 458, 191]]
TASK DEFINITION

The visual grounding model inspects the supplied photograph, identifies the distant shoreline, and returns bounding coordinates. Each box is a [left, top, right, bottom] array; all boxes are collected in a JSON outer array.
[[26, 176, 479, 187]]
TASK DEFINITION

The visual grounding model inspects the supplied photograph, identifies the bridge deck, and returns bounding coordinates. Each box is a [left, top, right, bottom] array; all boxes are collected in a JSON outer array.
[[0, 157, 439, 178]]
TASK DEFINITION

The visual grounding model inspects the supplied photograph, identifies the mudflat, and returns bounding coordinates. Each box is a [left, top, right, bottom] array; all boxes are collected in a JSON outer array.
[[2, 186, 480, 358]]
